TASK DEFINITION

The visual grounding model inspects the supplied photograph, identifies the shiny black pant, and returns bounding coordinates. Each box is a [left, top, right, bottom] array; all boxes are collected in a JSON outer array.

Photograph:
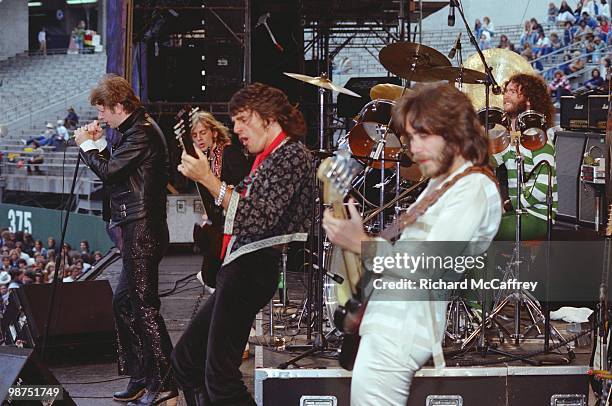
[[113, 218, 175, 390], [171, 248, 281, 405]]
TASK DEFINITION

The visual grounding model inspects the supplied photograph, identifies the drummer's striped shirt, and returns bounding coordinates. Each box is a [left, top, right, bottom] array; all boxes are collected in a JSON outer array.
[[492, 129, 558, 222]]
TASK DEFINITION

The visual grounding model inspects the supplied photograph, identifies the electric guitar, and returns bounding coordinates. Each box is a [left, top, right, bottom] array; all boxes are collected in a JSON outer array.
[[174, 106, 224, 287], [317, 151, 364, 370]]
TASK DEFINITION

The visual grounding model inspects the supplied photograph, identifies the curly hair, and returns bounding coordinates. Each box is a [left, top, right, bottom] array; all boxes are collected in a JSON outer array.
[[229, 83, 306, 141], [190, 111, 231, 147], [504, 73, 555, 129], [391, 83, 490, 167]]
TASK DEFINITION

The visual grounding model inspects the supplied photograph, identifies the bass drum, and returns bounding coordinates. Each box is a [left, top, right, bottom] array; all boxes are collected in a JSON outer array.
[[323, 244, 353, 331]]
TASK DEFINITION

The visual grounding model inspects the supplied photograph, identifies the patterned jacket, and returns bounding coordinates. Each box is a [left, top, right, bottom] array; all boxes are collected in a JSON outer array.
[[222, 141, 313, 265]]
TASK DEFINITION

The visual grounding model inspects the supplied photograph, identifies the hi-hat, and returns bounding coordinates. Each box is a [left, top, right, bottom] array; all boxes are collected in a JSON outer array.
[[461, 48, 535, 110], [283, 72, 361, 97], [427, 66, 488, 84], [369, 84, 412, 101], [379, 42, 451, 82]]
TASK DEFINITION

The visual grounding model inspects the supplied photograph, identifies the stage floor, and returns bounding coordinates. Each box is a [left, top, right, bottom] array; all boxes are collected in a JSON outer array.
[[47, 251, 597, 405]]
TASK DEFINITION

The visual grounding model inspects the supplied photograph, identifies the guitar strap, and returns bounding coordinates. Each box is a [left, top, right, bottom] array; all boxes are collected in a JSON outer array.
[[379, 165, 500, 242]]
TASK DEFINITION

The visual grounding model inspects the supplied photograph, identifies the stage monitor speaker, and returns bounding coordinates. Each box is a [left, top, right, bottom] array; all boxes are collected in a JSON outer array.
[[555, 130, 587, 222], [579, 132, 607, 226], [0, 346, 76, 405], [10, 280, 116, 364]]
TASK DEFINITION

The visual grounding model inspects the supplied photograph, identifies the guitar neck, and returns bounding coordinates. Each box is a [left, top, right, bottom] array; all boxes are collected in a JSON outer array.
[[332, 201, 363, 295]]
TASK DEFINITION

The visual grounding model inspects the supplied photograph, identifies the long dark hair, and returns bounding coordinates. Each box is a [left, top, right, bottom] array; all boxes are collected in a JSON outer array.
[[392, 83, 490, 167], [229, 83, 306, 140], [504, 73, 555, 129]]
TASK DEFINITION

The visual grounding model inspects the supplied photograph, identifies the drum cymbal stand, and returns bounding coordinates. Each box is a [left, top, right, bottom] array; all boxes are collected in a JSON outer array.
[[279, 82, 334, 367]]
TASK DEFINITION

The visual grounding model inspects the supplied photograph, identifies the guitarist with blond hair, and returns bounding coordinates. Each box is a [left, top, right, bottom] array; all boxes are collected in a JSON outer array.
[[323, 83, 502, 405]]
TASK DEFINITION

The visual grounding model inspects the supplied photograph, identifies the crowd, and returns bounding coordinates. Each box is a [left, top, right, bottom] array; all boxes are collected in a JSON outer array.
[[472, 0, 610, 106], [0, 229, 104, 321]]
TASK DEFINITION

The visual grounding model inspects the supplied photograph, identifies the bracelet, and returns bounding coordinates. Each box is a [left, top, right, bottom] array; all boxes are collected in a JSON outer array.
[[215, 182, 227, 206]]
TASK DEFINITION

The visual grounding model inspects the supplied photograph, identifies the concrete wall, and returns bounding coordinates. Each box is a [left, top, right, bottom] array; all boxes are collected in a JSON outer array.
[[0, 0, 29, 60]]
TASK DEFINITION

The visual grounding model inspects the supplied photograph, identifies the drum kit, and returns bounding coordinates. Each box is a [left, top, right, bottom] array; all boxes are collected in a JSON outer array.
[[280, 39, 555, 354]]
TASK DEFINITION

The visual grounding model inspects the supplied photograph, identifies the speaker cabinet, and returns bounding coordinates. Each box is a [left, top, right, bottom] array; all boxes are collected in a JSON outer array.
[[555, 130, 607, 227], [0, 346, 76, 405], [5, 280, 116, 365], [555, 131, 587, 222]]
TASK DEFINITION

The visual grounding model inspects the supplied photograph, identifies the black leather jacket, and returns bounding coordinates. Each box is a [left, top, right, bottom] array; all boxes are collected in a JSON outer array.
[[80, 107, 169, 226]]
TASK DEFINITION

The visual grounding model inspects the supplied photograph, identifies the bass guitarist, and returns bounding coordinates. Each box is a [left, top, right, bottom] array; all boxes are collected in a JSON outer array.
[[323, 83, 502, 405]]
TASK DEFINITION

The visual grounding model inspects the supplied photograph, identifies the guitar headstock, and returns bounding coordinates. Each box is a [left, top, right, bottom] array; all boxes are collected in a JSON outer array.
[[173, 106, 200, 157], [316, 150, 361, 204], [606, 203, 612, 237]]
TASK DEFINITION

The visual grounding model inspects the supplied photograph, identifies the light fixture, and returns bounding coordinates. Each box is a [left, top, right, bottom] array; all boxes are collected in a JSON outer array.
[[28, 2, 43, 6]]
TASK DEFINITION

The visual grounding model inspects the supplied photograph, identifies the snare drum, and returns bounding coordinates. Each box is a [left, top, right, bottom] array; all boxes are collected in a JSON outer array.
[[477, 107, 510, 154], [348, 100, 402, 170], [517, 110, 547, 151]]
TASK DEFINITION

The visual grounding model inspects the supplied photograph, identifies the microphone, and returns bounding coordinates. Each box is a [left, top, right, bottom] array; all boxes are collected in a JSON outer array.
[[447, 32, 461, 59], [448, 0, 456, 26], [492, 84, 502, 95]]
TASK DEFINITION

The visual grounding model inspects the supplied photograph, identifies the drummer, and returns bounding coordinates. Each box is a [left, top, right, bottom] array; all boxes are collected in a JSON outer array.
[[493, 73, 558, 241]]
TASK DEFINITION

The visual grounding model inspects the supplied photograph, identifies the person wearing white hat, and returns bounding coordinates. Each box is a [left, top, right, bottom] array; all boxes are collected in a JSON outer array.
[[0, 271, 10, 285]]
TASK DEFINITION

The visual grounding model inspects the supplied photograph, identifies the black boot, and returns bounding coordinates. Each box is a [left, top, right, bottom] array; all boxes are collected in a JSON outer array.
[[182, 387, 209, 406], [126, 385, 178, 406], [113, 377, 147, 402]]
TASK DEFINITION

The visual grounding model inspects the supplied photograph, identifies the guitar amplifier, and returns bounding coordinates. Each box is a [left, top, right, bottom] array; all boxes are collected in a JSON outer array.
[[588, 94, 609, 132], [560, 95, 588, 130]]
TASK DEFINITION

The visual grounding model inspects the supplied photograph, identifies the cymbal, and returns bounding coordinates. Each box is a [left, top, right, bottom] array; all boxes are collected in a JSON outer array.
[[379, 42, 451, 81], [427, 67, 489, 84], [461, 48, 535, 111], [369, 84, 412, 101], [283, 72, 361, 97]]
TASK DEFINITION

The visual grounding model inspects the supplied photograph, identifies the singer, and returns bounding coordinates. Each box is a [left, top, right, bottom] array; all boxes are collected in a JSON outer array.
[[74, 74, 177, 406]]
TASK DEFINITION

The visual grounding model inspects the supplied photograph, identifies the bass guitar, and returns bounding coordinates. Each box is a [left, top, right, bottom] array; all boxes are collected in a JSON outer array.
[[317, 151, 364, 370]]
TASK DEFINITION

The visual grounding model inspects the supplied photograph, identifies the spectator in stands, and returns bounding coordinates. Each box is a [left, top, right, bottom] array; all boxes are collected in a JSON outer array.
[[601, 0, 611, 18], [23, 123, 57, 147], [575, 19, 594, 39], [474, 19, 483, 39], [584, 0, 599, 17], [520, 20, 537, 50], [22, 271, 34, 285], [47, 237, 56, 251], [482, 16, 495, 37], [575, 0, 584, 17], [56, 120, 69, 143], [497, 34, 513, 49], [563, 21, 576, 45], [550, 32, 564, 51], [558, 1, 577, 23], [548, 2, 560, 23], [38, 28, 47, 56], [535, 30, 552, 56], [34, 272, 45, 284], [585, 33, 597, 61], [2, 256, 10, 272], [568, 50, 587, 73], [25, 140, 44, 175], [75, 20, 86, 51], [521, 42, 535, 61], [585, 67, 606, 88], [601, 56, 611, 77], [530, 18, 544, 33], [550, 70, 572, 105], [8, 268, 21, 289], [79, 240, 91, 263], [580, 11, 599, 28], [33, 240, 47, 258], [479, 31, 492, 50], [65, 107, 79, 129], [92, 251, 103, 264], [598, 16, 609, 37]]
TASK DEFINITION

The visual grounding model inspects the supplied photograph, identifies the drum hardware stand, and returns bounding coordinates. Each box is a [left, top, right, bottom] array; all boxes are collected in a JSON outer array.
[[444, 291, 480, 344]]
